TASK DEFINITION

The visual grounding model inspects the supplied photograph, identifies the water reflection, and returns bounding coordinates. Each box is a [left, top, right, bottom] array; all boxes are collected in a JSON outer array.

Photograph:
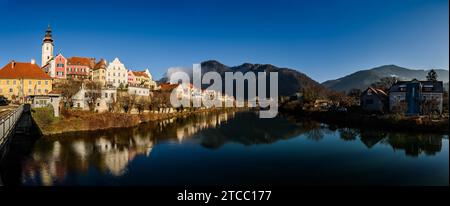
[[5, 111, 448, 185], [20, 111, 236, 185]]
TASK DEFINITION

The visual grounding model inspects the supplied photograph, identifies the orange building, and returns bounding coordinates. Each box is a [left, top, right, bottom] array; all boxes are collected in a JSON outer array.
[[0, 61, 52, 101]]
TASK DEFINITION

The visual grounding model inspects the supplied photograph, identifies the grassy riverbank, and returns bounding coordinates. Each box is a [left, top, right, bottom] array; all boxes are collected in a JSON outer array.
[[32, 107, 241, 136], [280, 105, 449, 134]]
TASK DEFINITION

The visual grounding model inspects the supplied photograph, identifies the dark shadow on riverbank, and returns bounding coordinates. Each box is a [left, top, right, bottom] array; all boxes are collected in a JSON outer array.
[[0, 105, 41, 186]]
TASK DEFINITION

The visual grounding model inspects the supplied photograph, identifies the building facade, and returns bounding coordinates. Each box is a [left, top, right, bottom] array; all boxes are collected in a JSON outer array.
[[0, 61, 53, 101], [66, 57, 95, 80], [128, 86, 150, 97], [72, 85, 117, 112], [106, 58, 128, 88], [92, 59, 108, 86], [389, 79, 444, 115], [54, 53, 67, 79], [360, 87, 388, 113]]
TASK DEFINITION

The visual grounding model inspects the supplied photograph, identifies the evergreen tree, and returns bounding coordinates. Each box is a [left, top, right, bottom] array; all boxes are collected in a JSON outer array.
[[426, 69, 438, 81]]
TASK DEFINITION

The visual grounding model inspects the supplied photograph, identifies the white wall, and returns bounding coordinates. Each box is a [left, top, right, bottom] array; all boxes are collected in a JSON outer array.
[[106, 58, 128, 88]]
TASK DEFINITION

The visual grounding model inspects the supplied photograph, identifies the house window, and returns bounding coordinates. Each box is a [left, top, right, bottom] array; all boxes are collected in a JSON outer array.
[[28, 89, 32, 93], [45, 89, 48, 93], [6, 80, 9, 85], [38, 81, 41, 85], [29, 80, 32, 84], [45, 81, 48, 85], [38, 89, 41, 93], [9, 88, 13, 93], [105, 93, 108, 98], [13, 80, 16, 85]]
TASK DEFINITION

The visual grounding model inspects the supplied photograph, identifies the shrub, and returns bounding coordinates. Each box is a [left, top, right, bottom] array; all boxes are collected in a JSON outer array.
[[32, 106, 56, 126]]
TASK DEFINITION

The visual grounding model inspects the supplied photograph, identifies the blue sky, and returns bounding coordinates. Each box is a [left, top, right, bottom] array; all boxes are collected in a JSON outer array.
[[0, 0, 448, 82]]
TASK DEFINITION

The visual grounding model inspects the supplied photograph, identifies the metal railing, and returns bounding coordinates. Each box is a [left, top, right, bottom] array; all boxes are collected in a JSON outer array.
[[0, 105, 24, 147]]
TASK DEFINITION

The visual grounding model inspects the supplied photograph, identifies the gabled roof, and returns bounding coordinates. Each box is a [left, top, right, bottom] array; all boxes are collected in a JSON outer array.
[[159, 83, 179, 91], [362, 87, 388, 99], [0, 61, 52, 79], [67, 57, 95, 68], [132, 71, 149, 78], [93, 59, 107, 70], [389, 80, 444, 93]]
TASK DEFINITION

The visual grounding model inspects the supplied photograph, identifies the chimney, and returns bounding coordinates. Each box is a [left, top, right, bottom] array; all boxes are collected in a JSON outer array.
[[11, 60, 15, 68], [31, 59, 36, 64]]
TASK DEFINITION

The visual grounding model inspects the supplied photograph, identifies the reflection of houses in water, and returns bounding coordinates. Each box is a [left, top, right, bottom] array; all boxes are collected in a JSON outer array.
[[23, 141, 67, 186], [173, 112, 235, 142], [21, 132, 156, 185]]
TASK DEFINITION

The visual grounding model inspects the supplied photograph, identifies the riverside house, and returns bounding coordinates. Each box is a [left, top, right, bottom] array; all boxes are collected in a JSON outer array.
[[72, 85, 117, 112], [0, 60, 52, 102], [389, 79, 444, 115], [360, 87, 388, 113]]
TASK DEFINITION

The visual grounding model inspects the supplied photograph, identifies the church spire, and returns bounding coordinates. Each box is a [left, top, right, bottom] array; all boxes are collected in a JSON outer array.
[[43, 24, 53, 44]]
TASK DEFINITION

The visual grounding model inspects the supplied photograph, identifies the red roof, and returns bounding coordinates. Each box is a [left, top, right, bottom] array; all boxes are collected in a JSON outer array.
[[159, 83, 179, 91], [67, 57, 95, 68], [93, 59, 107, 70], [133, 71, 149, 78], [0, 62, 52, 79]]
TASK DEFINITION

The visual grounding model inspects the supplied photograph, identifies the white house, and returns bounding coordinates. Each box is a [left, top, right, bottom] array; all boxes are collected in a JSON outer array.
[[106, 58, 128, 88], [72, 86, 117, 112], [29, 92, 62, 117], [128, 85, 150, 97], [143, 68, 158, 90]]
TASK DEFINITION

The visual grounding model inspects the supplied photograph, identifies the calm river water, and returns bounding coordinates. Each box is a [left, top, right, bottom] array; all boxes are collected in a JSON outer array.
[[1, 111, 448, 186]]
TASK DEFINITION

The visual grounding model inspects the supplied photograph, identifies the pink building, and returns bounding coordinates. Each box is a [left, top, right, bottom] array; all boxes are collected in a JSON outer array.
[[66, 57, 95, 80], [54, 53, 67, 79], [127, 70, 136, 85]]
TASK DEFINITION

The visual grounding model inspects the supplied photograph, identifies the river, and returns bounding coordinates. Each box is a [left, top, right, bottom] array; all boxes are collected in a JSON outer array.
[[1, 111, 448, 186]]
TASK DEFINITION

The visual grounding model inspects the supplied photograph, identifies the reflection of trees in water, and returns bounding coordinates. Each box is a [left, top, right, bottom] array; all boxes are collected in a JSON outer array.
[[197, 112, 324, 148], [338, 128, 358, 141], [21, 110, 235, 185], [381, 133, 443, 157], [335, 127, 445, 157], [19, 111, 447, 185]]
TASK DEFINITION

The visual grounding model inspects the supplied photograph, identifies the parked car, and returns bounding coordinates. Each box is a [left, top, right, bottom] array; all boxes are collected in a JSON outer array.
[[0, 96, 9, 106]]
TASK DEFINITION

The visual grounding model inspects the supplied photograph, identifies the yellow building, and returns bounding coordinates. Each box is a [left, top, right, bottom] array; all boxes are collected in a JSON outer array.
[[0, 61, 53, 101], [92, 59, 107, 86]]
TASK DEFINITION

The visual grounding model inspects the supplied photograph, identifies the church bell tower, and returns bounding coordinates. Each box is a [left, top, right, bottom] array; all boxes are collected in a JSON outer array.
[[41, 25, 54, 67]]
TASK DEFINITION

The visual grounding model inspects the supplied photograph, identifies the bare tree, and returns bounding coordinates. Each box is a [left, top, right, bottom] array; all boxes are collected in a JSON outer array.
[[421, 98, 439, 117], [117, 93, 130, 113], [392, 100, 407, 115], [300, 85, 324, 108], [84, 81, 102, 112], [53, 79, 82, 109], [135, 97, 148, 114], [371, 77, 399, 91]]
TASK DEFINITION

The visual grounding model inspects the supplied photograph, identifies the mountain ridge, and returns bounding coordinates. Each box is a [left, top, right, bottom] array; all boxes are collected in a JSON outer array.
[[322, 65, 449, 92], [160, 60, 326, 96]]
